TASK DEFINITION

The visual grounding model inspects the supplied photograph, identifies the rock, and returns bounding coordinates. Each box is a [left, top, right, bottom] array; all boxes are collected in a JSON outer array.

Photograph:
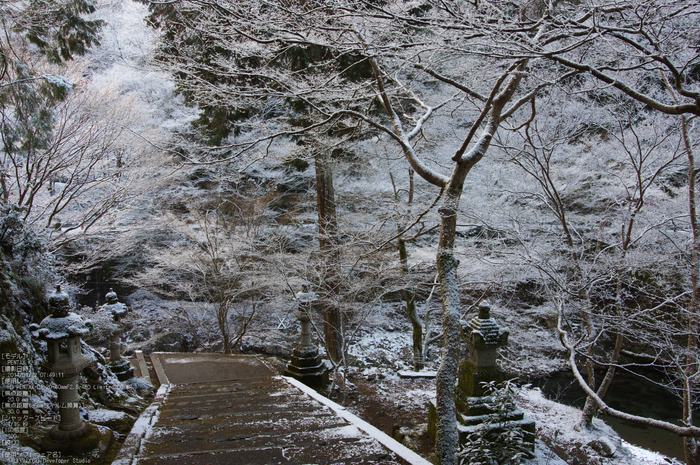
[[276, 177, 308, 193], [187, 167, 219, 190], [124, 377, 155, 396], [126, 289, 164, 306], [129, 328, 150, 343], [392, 422, 414, 443], [241, 340, 293, 357], [146, 332, 189, 353], [588, 436, 617, 457], [392, 422, 427, 449]]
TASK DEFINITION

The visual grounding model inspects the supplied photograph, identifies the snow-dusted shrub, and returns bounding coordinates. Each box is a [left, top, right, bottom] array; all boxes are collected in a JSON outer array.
[[458, 381, 532, 465]]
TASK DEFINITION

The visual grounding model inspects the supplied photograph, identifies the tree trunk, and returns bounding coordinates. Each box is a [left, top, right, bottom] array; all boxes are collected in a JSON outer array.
[[580, 329, 623, 427], [0, 168, 7, 203], [434, 164, 471, 465], [217, 304, 231, 354], [315, 152, 343, 363], [399, 236, 424, 371], [683, 115, 700, 465], [394, 169, 425, 371]]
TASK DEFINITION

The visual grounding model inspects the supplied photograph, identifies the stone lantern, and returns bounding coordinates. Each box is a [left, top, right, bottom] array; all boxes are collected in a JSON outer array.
[[428, 301, 535, 454], [284, 289, 328, 388], [100, 288, 133, 381], [37, 285, 98, 452], [458, 300, 510, 400]]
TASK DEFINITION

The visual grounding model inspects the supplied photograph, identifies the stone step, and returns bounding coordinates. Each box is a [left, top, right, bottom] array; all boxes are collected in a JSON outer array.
[[114, 353, 432, 465], [141, 424, 385, 457], [135, 449, 404, 465]]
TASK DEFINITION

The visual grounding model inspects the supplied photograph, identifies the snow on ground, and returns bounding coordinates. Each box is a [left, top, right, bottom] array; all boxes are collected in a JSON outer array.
[[317, 424, 364, 440], [517, 387, 678, 465], [87, 407, 129, 423], [348, 329, 416, 371], [525, 440, 568, 465]]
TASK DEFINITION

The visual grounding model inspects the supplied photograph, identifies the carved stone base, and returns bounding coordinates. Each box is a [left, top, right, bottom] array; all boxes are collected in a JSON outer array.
[[109, 359, 135, 381], [284, 345, 328, 389], [457, 408, 536, 456], [48, 421, 90, 440], [42, 423, 112, 456], [427, 397, 536, 455]]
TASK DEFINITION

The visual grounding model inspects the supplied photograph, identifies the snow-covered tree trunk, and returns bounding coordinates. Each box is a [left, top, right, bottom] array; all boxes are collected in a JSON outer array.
[[315, 152, 343, 363], [434, 192, 462, 465], [683, 115, 700, 465], [431, 63, 527, 465]]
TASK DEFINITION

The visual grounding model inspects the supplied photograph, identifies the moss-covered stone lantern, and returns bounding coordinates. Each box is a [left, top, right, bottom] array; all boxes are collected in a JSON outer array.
[[38, 285, 99, 453], [429, 301, 535, 457], [100, 288, 133, 381], [458, 300, 510, 400], [284, 289, 328, 389]]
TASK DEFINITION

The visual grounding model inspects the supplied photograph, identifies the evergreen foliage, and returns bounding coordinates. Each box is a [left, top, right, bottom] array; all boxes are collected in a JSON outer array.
[[1, 0, 104, 208]]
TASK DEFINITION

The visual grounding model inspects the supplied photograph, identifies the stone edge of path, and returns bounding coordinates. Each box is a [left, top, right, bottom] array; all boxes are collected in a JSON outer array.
[[134, 350, 151, 384], [112, 352, 170, 465], [150, 352, 169, 386], [111, 382, 172, 465], [283, 376, 433, 465]]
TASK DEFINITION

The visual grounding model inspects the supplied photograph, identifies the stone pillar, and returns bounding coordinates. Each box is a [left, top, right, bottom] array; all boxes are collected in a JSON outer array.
[[429, 301, 535, 454], [54, 355, 84, 437], [109, 331, 121, 363], [100, 289, 133, 381], [299, 309, 313, 348], [38, 285, 101, 453], [284, 290, 328, 389]]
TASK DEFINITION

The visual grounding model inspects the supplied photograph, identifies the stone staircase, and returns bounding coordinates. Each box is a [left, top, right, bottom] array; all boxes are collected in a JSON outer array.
[[115, 353, 431, 465]]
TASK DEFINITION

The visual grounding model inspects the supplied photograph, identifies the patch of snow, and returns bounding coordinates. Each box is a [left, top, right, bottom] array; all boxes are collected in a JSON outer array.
[[88, 408, 128, 423], [318, 424, 363, 439], [405, 389, 436, 402], [348, 330, 416, 371], [37, 312, 92, 340], [517, 387, 677, 465], [620, 441, 680, 465], [524, 439, 568, 465], [398, 370, 437, 378], [41, 74, 73, 91]]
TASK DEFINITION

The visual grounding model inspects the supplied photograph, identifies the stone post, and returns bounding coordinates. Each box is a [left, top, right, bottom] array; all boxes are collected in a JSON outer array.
[[299, 308, 313, 348], [100, 289, 133, 381], [38, 285, 101, 453], [284, 290, 328, 389]]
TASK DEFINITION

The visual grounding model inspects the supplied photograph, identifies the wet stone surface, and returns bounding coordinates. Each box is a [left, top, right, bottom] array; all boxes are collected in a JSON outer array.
[[125, 354, 413, 465]]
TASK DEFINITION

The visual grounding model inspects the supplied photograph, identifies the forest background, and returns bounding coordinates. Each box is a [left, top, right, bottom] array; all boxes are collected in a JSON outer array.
[[1, 1, 699, 464]]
